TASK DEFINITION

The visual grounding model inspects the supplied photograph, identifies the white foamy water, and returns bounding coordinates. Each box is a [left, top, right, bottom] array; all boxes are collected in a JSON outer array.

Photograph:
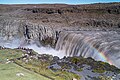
[[0, 37, 21, 49], [0, 37, 65, 58], [23, 44, 65, 58]]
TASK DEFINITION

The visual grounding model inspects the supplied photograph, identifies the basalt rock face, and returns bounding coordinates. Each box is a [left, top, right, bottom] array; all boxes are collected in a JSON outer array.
[[0, 3, 120, 37], [0, 3, 120, 47], [0, 19, 59, 47]]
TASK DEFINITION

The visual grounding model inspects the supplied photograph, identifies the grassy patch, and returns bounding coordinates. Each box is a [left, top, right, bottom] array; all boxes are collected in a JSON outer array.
[[0, 63, 50, 80], [0, 49, 80, 80], [0, 49, 51, 80], [77, 68, 83, 72], [93, 69, 105, 73], [15, 57, 80, 80], [0, 49, 23, 62]]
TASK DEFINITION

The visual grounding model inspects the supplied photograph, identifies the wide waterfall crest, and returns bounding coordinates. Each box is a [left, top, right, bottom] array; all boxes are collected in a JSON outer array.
[[55, 31, 120, 68]]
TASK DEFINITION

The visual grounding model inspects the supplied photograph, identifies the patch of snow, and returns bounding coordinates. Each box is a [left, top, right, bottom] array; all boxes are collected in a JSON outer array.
[[72, 78, 77, 80], [6, 61, 11, 64], [16, 73, 24, 77]]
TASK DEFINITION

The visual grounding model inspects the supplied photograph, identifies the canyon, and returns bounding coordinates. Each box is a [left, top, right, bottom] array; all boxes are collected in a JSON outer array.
[[0, 2, 120, 68]]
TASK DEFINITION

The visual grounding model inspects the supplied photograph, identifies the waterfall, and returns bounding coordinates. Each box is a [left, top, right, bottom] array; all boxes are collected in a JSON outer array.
[[55, 31, 120, 68]]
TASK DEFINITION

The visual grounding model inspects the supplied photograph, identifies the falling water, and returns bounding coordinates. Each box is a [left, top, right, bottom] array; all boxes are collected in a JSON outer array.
[[55, 31, 120, 68]]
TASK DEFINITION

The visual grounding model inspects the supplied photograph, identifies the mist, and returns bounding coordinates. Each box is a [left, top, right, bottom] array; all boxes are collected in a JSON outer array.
[[23, 44, 65, 58], [0, 37, 21, 49], [0, 37, 65, 58]]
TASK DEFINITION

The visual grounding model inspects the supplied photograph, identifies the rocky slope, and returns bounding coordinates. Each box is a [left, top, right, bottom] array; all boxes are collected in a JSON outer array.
[[13, 48, 120, 80]]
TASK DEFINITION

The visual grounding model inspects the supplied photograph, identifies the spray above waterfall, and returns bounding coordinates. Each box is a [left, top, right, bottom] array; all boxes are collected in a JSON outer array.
[[0, 29, 120, 68], [22, 44, 65, 58], [82, 36, 113, 65], [55, 31, 120, 67], [91, 44, 113, 65]]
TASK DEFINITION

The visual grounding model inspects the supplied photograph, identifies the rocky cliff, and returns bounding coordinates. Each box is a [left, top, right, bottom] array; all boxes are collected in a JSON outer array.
[[0, 3, 120, 47]]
